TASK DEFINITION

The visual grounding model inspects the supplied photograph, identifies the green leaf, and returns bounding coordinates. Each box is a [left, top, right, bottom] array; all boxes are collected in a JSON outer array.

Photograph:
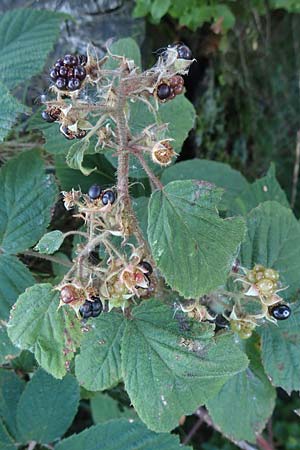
[[148, 180, 246, 298], [16, 369, 79, 444], [0, 325, 20, 364], [55, 154, 115, 191], [0, 81, 27, 142], [0, 420, 15, 450], [211, 4, 235, 30], [0, 369, 25, 439], [106, 95, 196, 178], [106, 38, 142, 69], [35, 230, 64, 255], [0, 8, 67, 89], [133, 0, 152, 18], [161, 159, 249, 210], [259, 307, 300, 393], [55, 419, 187, 450], [159, 95, 196, 153], [240, 201, 300, 300], [42, 122, 75, 155], [8, 284, 82, 379], [75, 312, 125, 391], [122, 299, 248, 432], [0, 254, 34, 320], [0, 150, 58, 254], [206, 338, 276, 443], [66, 140, 97, 176], [91, 393, 136, 423], [151, 0, 171, 21], [232, 165, 289, 215], [11, 350, 37, 374]]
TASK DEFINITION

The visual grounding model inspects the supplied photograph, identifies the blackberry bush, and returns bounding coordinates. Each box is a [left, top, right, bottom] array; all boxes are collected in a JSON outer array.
[[1, 7, 300, 450]]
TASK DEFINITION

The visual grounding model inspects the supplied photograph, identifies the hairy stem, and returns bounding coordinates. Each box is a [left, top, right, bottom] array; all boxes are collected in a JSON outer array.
[[133, 151, 163, 191], [114, 73, 152, 253]]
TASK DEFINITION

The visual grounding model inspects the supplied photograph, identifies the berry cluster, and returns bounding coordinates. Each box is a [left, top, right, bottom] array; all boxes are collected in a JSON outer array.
[[246, 264, 279, 297], [230, 319, 256, 340], [79, 297, 103, 319], [161, 43, 193, 62], [156, 75, 184, 102], [50, 54, 87, 92], [88, 184, 116, 205]]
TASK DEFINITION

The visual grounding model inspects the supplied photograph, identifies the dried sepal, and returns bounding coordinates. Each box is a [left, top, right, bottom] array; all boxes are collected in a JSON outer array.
[[151, 139, 177, 166]]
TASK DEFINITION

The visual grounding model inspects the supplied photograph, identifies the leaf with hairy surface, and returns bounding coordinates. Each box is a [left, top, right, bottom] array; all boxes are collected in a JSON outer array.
[[122, 299, 248, 432], [148, 180, 246, 298], [8, 284, 82, 379]]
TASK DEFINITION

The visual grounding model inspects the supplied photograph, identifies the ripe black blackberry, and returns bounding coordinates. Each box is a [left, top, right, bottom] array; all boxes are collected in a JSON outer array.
[[60, 126, 76, 140], [156, 76, 184, 103], [139, 261, 153, 274], [102, 190, 116, 205], [49, 53, 87, 92], [88, 184, 102, 200], [79, 297, 103, 320], [269, 304, 291, 320], [157, 83, 171, 101], [176, 44, 192, 60]]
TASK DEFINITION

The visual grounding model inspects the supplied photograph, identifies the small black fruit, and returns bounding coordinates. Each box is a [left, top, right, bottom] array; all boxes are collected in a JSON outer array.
[[176, 44, 192, 60], [139, 261, 153, 274], [269, 304, 291, 320], [102, 190, 115, 205], [88, 184, 102, 200], [157, 83, 171, 101]]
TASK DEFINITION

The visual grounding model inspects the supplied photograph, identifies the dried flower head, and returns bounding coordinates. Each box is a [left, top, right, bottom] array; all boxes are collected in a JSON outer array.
[[151, 140, 177, 166], [62, 189, 81, 210]]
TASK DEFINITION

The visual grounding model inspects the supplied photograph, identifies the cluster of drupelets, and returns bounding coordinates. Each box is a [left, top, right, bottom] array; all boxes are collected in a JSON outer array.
[[179, 262, 291, 340], [58, 183, 154, 320], [41, 42, 194, 166], [229, 263, 291, 338], [43, 42, 195, 321]]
